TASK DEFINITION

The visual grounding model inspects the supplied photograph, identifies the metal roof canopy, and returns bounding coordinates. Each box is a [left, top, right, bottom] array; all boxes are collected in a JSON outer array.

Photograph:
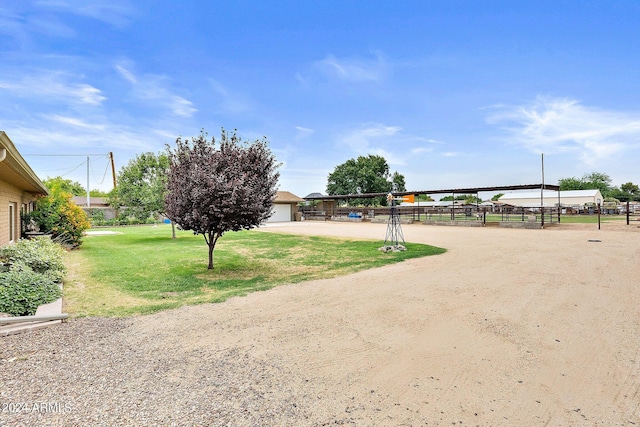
[[304, 184, 560, 200]]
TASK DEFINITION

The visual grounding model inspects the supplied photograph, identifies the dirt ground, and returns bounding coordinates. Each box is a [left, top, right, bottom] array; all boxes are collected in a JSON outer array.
[[129, 220, 640, 425]]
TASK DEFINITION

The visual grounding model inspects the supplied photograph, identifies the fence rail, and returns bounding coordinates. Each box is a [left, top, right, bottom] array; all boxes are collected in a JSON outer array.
[[299, 205, 562, 225]]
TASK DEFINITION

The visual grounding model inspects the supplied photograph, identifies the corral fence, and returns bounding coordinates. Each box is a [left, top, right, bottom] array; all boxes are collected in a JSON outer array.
[[299, 205, 562, 227]]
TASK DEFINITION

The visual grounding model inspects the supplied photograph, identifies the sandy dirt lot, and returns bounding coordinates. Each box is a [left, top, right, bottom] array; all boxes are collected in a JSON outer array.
[[137, 221, 640, 425], [2, 221, 639, 426]]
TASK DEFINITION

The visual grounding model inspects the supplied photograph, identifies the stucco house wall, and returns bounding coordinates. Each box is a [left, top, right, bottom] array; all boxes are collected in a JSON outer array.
[[0, 132, 49, 246]]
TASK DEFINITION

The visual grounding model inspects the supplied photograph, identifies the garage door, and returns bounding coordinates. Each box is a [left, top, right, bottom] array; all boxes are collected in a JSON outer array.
[[268, 204, 291, 222]]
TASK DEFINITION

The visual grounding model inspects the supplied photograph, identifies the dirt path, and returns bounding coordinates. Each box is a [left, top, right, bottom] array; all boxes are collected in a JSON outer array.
[[132, 221, 640, 425], [2, 221, 639, 426]]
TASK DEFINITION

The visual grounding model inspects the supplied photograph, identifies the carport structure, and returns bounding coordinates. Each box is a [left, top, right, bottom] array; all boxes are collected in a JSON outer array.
[[303, 183, 562, 227]]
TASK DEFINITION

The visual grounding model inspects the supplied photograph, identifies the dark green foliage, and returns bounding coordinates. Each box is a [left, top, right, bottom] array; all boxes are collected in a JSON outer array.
[[559, 172, 612, 195], [43, 177, 86, 196], [0, 238, 66, 316], [609, 182, 640, 202], [327, 155, 406, 206], [559, 172, 640, 201], [0, 266, 62, 316], [113, 152, 169, 221], [0, 237, 66, 282]]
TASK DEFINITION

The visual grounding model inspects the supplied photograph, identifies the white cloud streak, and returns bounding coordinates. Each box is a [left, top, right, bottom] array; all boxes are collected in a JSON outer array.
[[341, 123, 404, 165], [295, 126, 314, 140], [0, 71, 106, 105], [45, 114, 106, 131], [341, 123, 451, 165], [487, 96, 640, 164], [115, 64, 197, 118], [208, 79, 251, 114], [115, 64, 137, 83], [35, 0, 136, 27], [313, 52, 388, 83]]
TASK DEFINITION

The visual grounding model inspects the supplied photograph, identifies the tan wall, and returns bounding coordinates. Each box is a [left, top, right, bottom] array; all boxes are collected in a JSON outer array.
[[0, 180, 37, 246]]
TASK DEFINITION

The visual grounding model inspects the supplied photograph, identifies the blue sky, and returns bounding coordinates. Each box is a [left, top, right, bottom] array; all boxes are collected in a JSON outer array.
[[2, 1, 640, 199]]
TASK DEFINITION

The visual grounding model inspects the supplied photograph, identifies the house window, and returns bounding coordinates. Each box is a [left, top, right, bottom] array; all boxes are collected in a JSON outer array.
[[9, 203, 16, 243]]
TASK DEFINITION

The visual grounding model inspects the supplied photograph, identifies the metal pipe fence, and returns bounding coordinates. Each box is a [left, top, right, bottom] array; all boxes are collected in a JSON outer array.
[[299, 205, 562, 225]]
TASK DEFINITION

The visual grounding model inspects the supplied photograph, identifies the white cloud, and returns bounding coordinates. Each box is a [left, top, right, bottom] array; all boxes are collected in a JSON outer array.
[[208, 79, 251, 114], [442, 152, 460, 157], [411, 147, 434, 154], [7, 112, 162, 157], [115, 65, 197, 118], [170, 96, 197, 118], [340, 124, 450, 165], [28, 15, 76, 38], [342, 123, 401, 152], [35, 0, 136, 27], [114, 64, 137, 83], [313, 52, 388, 83], [341, 123, 405, 165], [295, 126, 314, 140], [0, 71, 106, 105], [45, 114, 106, 131], [487, 96, 640, 165]]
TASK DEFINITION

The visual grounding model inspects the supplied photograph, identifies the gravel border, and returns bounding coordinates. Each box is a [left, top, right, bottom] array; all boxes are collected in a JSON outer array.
[[0, 317, 350, 427]]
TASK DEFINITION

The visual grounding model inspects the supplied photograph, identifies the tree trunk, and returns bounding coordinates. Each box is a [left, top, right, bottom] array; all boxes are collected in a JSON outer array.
[[207, 242, 214, 269], [206, 231, 219, 269], [171, 220, 176, 239]]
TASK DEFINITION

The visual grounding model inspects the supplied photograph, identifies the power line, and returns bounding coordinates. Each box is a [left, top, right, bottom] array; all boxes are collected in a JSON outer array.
[[59, 159, 88, 178], [23, 154, 108, 157], [91, 157, 111, 185]]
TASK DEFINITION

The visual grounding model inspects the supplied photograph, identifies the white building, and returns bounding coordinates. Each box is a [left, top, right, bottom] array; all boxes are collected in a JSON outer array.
[[498, 189, 604, 208]]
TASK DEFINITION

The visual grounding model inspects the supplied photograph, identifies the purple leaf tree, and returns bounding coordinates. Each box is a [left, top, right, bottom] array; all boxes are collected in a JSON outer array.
[[165, 129, 280, 269]]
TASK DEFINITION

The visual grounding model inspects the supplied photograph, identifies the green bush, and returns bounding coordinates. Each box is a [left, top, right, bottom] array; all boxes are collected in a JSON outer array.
[[0, 265, 62, 316], [89, 209, 106, 226], [0, 237, 66, 317], [0, 237, 66, 276], [26, 189, 90, 248]]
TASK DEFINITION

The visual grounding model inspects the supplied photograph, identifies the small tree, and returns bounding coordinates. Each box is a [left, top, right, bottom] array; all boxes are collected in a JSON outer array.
[[27, 188, 90, 248], [43, 177, 86, 196], [165, 129, 280, 269], [113, 152, 172, 230]]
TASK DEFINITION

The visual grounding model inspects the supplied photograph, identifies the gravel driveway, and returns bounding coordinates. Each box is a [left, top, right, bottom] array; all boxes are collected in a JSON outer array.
[[1, 222, 639, 426]]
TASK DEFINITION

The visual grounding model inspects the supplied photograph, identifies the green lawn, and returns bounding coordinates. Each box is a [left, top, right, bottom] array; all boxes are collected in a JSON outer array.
[[64, 225, 446, 317], [555, 214, 629, 223]]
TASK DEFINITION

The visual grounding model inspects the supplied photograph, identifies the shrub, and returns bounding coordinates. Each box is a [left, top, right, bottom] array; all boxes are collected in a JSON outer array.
[[89, 209, 106, 226], [0, 264, 62, 316], [0, 238, 66, 316], [26, 189, 90, 248], [0, 237, 66, 276]]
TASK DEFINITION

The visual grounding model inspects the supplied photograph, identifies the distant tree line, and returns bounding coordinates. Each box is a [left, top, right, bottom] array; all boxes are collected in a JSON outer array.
[[326, 155, 406, 206], [559, 171, 640, 202]]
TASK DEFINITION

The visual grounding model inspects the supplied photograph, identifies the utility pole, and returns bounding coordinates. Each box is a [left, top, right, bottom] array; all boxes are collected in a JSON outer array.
[[109, 152, 117, 188], [86, 156, 91, 209]]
